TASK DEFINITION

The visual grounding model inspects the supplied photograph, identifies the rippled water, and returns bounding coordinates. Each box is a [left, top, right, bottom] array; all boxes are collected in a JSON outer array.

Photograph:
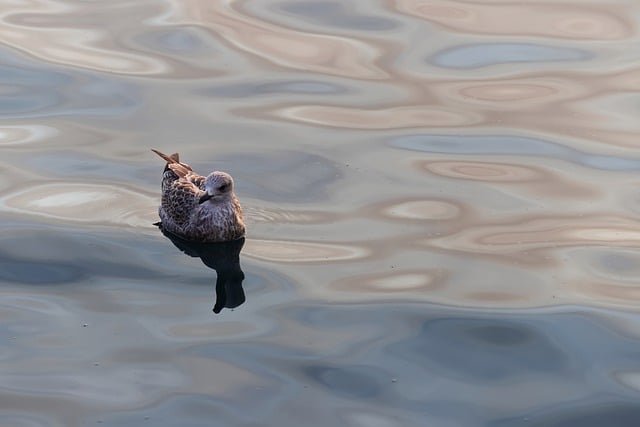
[[2, 0, 640, 426]]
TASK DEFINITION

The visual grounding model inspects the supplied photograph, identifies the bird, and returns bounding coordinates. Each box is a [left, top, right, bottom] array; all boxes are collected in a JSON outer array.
[[151, 149, 246, 242]]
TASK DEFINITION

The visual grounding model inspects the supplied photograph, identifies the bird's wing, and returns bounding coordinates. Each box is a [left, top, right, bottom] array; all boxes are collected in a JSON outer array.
[[161, 177, 203, 227], [167, 162, 194, 179], [186, 172, 206, 190]]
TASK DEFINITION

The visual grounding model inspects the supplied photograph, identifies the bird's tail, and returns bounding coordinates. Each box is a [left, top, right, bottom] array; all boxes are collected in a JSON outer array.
[[152, 149, 191, 175], [151, 149, 180, 164]]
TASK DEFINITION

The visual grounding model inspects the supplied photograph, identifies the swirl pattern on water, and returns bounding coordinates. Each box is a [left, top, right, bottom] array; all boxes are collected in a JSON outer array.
[[2, 0, 640, 426], [394, 1, 633, 39]]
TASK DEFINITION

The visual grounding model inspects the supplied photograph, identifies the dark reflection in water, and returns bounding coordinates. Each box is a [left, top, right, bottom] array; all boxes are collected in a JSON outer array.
[[395, 318, 570, 381], [156, 224, 246, 314], [304, 365, 383, 398]]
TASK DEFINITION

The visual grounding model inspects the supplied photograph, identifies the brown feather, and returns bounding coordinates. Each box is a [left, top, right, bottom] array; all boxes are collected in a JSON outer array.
[[168, 163, 193, 178], [151, 149, 176, 163], [152, 149, 193, 174]]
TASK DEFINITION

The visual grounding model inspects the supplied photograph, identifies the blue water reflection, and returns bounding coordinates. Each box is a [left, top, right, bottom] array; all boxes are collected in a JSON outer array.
[[204, 80, 348, 97], [3, 224, 640, 426], [0, 49, 138, 118], [2, 0, 640, 425], [390, 134, 640, 171], [274, 1, 398, 31], [135, 27, 207, 53], [431, 43, 592, 69], [394, 318, 570, 381], [178, 303, 640, 426]]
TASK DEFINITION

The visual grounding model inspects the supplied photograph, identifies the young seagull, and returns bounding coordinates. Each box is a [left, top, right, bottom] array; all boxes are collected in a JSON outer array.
[[151, 149, 246, 242]]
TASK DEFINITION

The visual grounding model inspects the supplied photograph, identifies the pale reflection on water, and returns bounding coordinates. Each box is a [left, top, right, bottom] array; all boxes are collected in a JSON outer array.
[[2, 0, 640, 425]]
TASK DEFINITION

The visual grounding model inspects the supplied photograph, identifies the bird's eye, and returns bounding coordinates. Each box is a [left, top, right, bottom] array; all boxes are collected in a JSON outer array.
[[218, 184, 229, 192]]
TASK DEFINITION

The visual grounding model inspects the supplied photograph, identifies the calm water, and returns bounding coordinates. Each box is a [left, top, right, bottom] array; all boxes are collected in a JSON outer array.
[[2, 0, 640, 426]]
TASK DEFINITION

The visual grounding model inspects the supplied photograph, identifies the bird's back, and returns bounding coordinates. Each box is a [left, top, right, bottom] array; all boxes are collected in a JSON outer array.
[[159, 169, 202, 230]]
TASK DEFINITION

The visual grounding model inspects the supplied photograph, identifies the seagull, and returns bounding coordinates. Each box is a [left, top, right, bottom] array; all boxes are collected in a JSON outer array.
[[151, 149, 246, 242]]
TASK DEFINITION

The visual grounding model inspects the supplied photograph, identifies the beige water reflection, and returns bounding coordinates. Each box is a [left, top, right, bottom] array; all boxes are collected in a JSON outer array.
[[4, 1, 640, 425], [395, 0, 634, 40], [2, 0, 640, 311]]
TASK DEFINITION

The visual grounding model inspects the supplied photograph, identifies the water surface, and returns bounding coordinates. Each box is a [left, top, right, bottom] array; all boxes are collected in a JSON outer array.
[[2, 0, 640, 426]]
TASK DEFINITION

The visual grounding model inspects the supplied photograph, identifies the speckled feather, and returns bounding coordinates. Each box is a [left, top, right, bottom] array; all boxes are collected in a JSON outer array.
[[152, 149, 246, 242]]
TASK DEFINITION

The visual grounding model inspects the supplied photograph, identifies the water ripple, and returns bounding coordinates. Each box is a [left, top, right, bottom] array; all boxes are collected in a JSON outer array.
[[270, 105, 484, 129], [0, 125, 57, 146], [395, 1, 633, 40], [267, 1, 399, 31], [380, 198, 463, 221], [1, 0, 640, 425], [246, 239, 371, 263], [436, 78, 587, 110], [330, 269, 448, 296], [0, 182, 156, 228], [417, 159, 598, 199], [431, 43, 591, 69], [203, 80, 349, 98], [0, 48, 139, 118], [425, 214, 640, 264], [1, 1, 172, 75], [169, 1, 387, 79], [390, 134, 640, 171]]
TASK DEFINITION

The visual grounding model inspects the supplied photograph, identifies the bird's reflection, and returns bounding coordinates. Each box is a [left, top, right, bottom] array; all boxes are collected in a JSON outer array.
[[156, 223, 246, 313]]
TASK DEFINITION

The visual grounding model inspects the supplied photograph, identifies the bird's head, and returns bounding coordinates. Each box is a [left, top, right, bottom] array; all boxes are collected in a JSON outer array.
[[199, 171, 234, 204]]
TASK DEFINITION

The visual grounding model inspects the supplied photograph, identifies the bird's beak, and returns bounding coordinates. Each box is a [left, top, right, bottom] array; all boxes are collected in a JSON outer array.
[[199, 193, 213, 204]]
